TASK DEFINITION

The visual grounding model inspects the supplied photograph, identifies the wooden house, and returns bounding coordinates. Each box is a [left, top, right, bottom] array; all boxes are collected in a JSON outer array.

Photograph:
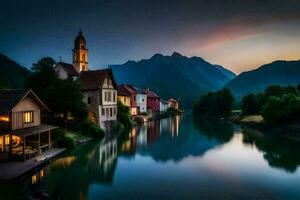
[[0, 89, 56, 161]]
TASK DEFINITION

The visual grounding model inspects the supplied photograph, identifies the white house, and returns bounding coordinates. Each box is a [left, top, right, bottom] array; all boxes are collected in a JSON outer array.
[[159, 99, 169, 112], [133, 87, 147, 113]]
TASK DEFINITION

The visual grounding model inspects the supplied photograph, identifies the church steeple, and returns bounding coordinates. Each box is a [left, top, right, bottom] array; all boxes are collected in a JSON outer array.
[[72, 29, 88, 72]]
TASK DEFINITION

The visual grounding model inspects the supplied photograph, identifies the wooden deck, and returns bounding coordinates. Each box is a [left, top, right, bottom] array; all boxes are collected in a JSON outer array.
[[0, 148, 65, 181]]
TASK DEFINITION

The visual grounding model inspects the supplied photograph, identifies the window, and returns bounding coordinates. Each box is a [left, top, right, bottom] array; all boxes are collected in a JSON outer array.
[[87, 97, 91, 104], [110, 108, 113, 117], [142, 98, 144, 102], [23, 111, 33, 123], [114, 107, 116, 115], [82, 54, 85, 61], [113, 92, 116, 102], [106, 108, 109, 117], [105, 92, 107, 101], [102, 108, 105, 116]]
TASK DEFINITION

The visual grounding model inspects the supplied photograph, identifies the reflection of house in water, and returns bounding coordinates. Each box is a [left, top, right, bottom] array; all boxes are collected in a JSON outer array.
[[147, 120, 160, 145], [136, 125, 148, 148], [121, 128, 138, 156], [168, 115, 181, 138], [99, 138, 118, 175]]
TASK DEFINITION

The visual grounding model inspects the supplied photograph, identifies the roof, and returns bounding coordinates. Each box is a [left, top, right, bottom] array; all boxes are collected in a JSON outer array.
[[11, 124, 57, 137], [168, 98, 178, 103], [55, 62, 79, 77], [160, 99, 168, 104], [122, 84, 137, 94], [118, 85, 131, 97], [79, 69, 117, 90], [0, 89, 49, 115], [143, 88, 159, 98], [133, 86, 146, 94]]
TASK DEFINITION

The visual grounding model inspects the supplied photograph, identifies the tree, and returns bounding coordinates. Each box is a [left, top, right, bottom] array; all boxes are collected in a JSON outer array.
[[261, 94, 300, 124], [27, 57, 88, 127], [0, 76, 11, 89], [193, 88, 234, 118], [241, 94, 259, 115]]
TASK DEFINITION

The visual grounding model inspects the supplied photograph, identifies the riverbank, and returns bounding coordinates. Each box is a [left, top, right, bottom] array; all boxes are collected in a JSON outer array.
[[229, 114, 300, 140]]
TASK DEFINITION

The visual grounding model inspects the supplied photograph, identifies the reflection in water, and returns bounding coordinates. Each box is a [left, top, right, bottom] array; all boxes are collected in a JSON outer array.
[[1, 115, 300, 200], [242, 126, 300, 173]]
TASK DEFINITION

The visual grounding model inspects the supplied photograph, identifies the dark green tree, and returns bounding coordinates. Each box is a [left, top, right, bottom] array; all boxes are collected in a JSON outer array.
[[193, 88, 234, 118], [261, 94, 300, 124], [27, 57, 88, 127], [241, 93, 259, 115]]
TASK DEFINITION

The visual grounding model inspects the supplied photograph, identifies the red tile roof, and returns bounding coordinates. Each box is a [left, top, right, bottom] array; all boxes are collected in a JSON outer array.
[[143, 88, 159, 98]]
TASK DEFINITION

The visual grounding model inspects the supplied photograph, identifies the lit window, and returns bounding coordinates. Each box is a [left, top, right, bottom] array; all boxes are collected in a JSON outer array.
[[23, 111, 33, 123]]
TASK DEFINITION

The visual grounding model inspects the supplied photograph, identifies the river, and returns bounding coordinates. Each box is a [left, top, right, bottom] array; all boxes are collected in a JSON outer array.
[[1, 115, 300, 200]]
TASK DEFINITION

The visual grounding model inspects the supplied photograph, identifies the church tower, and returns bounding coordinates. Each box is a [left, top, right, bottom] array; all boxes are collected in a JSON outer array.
[[73, 30, 88, 72]]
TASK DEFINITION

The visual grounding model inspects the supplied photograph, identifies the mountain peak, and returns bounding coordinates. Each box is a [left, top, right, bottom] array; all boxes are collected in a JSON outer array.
[[151, 53, 164, 60], [171, 52, 183, 57]]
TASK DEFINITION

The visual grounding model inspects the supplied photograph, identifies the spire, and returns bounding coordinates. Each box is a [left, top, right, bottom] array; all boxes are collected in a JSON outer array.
[[79, 29, 82, 36]]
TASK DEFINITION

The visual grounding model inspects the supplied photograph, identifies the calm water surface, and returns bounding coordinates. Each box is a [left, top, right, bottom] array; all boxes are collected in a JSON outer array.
[[1, 115, 300, 200]]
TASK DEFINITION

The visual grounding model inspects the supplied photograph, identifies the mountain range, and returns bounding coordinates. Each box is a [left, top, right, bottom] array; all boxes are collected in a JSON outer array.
[[112, 52, 235, 107], [0, 53, 31, 88], [226, 60, 300, 99]]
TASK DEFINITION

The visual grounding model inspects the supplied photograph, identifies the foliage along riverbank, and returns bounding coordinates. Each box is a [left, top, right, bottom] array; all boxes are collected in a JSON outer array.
[[193, 85, 300, 138]]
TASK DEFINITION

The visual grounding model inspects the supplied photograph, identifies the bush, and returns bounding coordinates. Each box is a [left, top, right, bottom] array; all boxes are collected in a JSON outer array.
[[261, 94, 300, 124], [241, 94, 259, 115], [75, 120, 104, 138], [117, 101, 133, 129], [52, 128, 75, 148]]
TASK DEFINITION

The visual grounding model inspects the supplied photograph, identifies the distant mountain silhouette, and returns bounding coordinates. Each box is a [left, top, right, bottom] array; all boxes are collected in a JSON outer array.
[[111, 52, 235, 107], [226, 60, 300, 99], [0, 53, 31, 88]]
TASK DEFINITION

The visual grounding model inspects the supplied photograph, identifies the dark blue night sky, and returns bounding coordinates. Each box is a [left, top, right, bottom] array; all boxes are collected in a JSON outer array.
[[1, 0, 300, 73]]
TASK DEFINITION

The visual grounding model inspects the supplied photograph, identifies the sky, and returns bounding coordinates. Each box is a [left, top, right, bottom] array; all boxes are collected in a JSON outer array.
[[0, 0, 300, 74]]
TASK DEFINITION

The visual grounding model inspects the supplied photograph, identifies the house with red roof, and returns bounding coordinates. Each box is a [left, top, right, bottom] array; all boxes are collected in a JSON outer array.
[[143, 88, 160, 113], [118, 84, 138, 116]]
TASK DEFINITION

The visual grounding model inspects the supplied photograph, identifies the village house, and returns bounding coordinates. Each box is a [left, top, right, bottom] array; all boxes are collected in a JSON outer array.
[[0, 89, 56, 161], [159, 99, 169, 112], [54, 30, 118, 129], [79, 69, 118, 130], [117, 84, 137, 116], [143, 88, 160, 113], [117, 85, 131, 108], [133, 86, 147, 114], [168, 98, 179, 110], [54, 62, 79, 80]]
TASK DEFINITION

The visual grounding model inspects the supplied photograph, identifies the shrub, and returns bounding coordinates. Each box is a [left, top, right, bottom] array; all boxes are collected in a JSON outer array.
[[117, 101, 133, 129], [52, 128, 75, 148], [75, 120, 104, 138]]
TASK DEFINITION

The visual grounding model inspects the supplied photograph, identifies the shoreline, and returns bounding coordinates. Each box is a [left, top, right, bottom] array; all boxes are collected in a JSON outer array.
[[229, 115, 300, 141]]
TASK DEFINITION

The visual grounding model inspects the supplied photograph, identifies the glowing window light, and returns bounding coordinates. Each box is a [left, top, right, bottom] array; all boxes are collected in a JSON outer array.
[[23, 111, 33, 123], [0, 115, 9, 122]]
